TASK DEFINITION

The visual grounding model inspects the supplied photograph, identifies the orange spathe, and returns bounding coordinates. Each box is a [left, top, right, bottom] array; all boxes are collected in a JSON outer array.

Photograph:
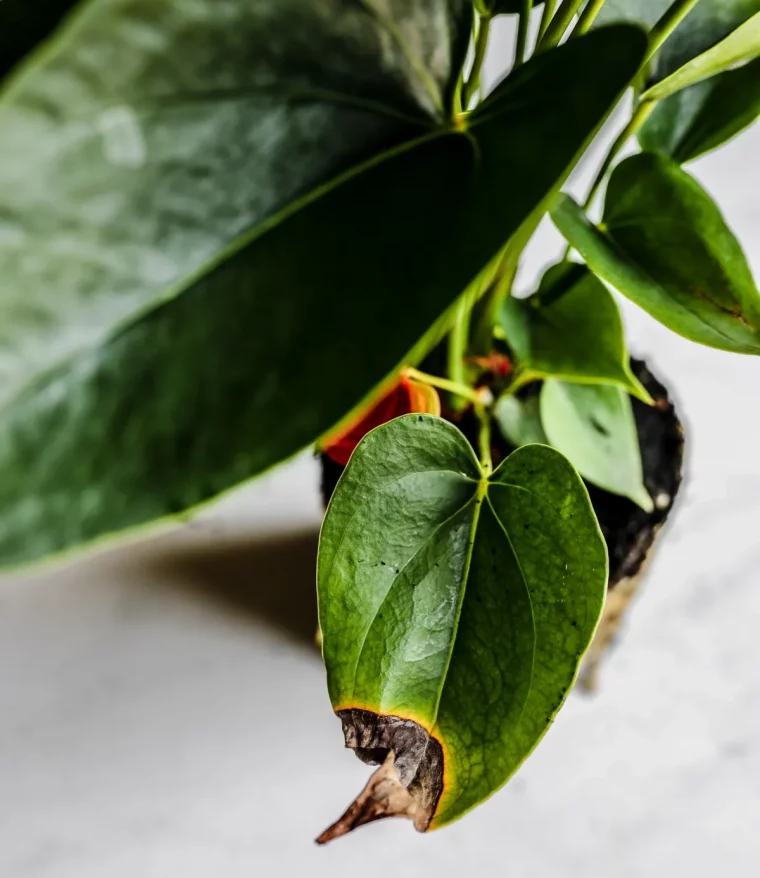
[[321, 372, 441, 466]]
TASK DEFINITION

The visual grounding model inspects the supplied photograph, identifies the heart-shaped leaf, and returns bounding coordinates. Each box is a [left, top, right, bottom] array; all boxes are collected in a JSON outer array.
[[317, 414, 606, 840], [500, 262, 650, 399], [595, 0, 760, 83], [551, 152, 760, 354], [642, 12, 760, 101], [639, 57, 760, 162], [0, 16, 646, 568], [541, 379, 653, 510]]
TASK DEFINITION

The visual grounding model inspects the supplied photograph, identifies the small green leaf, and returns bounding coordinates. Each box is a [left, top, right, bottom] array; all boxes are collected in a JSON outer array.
[[639, 58, 760, 162], [0, 19, 646, 569], [595, 0, 760, 83], [494, 394, 549, 447], [642, 12, 760, 101], [500, 262, 650, 400], [551, 153, 760, 354], [541, 379, 653, 511], [318, 414, 607, 837]]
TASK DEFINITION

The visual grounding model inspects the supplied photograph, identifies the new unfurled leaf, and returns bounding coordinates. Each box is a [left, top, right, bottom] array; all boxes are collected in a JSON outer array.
[[317, 414, 607, 840], [552, 153, 760, 354], [595, 0, 760, 83], [541, 379, 653, 511], [500, 262, 649, 399], [642, 12, 760, 101], [639, 58, 760, 162], [0, 14, 646, 568]]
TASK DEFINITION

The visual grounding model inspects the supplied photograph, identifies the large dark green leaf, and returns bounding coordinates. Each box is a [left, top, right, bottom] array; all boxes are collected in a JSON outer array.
[[0, 0, 469, 414], [541, 379, 653, 510], [639, 57, 760, 162], [551, 152, 760, 354], [317, 414, 606, 838], [0, 0, 470, 565], [500, 262, 649, 399], [595, 0, 760, 82], [0, 21, 646, 568]]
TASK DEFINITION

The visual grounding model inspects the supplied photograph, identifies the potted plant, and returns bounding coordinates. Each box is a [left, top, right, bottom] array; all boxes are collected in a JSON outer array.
[[1, 0, 758, 845]]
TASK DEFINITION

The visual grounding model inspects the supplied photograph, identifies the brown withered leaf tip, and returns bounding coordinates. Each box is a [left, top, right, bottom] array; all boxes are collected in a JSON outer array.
[[316, 708, 444, 845]]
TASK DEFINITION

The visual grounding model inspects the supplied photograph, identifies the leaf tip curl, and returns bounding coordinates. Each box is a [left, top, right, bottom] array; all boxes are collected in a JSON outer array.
[[316, 708, 444, 845]]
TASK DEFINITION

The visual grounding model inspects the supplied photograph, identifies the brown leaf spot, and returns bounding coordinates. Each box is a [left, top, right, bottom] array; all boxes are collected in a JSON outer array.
[[316, 751, 417, 844], [315, 708, 444, 845]]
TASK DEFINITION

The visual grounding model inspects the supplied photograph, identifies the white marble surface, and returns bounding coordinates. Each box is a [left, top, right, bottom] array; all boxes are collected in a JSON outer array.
[[2, 25, 760, 878]]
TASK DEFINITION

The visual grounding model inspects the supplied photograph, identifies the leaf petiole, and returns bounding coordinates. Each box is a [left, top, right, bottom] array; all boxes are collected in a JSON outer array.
[[538, 0, 559, 43], [581, 99, 657, 212], [404, 367, 482, 406], [463, 10, 492, 109], [573, 0, 609, 37], [515, 1, 534, 67], [476, 400, 493, 475], [539, 0, 586, 50], [646, 0, 703, 64]]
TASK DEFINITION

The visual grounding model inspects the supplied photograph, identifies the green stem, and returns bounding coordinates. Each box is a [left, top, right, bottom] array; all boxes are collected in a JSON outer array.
[[474, 202, 546, 349], [476, 403, 493, 475], [405, 368, 482, 406], [485, 256, 519, 334], [515, 1, 534, 67], [539, 0, 585, 50], [647, 0, 702, 64], [573, 0, 608, 36], [582, 99, 657, 211], [463, 12, 492, 109], [447, 295, 470, 387], [538, 0, 559, 42]]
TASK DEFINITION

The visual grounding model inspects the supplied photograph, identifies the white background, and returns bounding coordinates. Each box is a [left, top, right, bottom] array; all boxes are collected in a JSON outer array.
[[2, 19, 760, 878]]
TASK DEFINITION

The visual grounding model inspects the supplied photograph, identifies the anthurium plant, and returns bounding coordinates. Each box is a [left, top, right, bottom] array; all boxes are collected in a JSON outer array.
[[2, 0, 759, 845]]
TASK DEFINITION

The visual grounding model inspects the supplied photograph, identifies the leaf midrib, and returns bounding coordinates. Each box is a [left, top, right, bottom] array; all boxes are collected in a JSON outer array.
[[427, 478, 487, 728], [484, 492, 537, 734], [357, 0, 446, 116], [353, 492, 480, 709]]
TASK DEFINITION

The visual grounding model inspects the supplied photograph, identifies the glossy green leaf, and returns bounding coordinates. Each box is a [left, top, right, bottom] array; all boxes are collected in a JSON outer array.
[[494, 394, 549, 447], [0, 18, 646, 568], [595, 0, 760, 82], [541, 379, 653, 510], [0, 0, 469, 416], [551, 153, 760, 354], [500, 262, 649, 399], [639, 57, 760, 162], [318, 414, 607, 836], [642, 12, 760, 100]]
